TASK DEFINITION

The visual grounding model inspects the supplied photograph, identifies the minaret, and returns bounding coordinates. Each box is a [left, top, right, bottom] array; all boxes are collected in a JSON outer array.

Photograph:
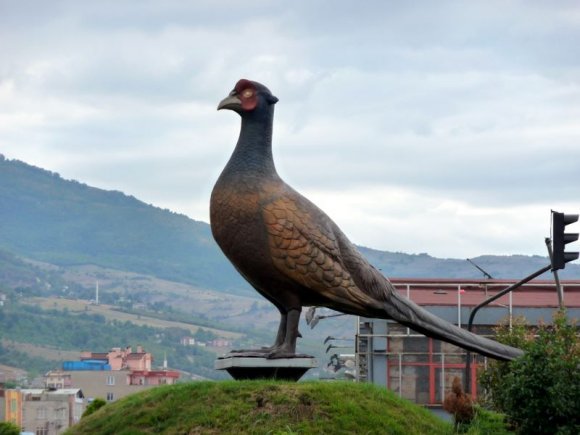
[[163, 352, 168, 370], [95, 280, 99, 305]]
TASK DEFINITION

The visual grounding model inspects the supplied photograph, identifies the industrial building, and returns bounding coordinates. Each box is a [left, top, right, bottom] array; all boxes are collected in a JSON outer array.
[[356, 278, 580, 407]]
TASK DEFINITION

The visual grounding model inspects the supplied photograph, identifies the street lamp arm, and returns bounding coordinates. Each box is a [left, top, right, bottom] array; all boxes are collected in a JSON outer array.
[[467, 264, 551, 333], [464, 263, 551, 393]]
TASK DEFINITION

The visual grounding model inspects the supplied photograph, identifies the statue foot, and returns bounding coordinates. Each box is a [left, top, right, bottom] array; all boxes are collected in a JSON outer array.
[[266, 351, 296, 359], [220, 348, 314, 359], [266, 346, 314, 359], [229, 347, 270, 354], [224, 349, 267, 358]]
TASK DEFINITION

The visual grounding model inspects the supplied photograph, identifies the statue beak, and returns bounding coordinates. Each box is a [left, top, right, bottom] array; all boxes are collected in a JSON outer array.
[[217, 94, 241, 111]]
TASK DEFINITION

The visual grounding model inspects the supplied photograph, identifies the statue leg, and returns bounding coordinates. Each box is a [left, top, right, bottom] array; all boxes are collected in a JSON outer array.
[[267, 308, 301, 358], [272, 311, 287, 348], [228, 309, 287, 355]]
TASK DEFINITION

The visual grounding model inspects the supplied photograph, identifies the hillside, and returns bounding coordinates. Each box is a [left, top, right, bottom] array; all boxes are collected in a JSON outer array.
[[359, 247, 580, 280], [2, 156, 579, 288], [0, 248, 353, 380], [0, 156, 249, 295], [65, 381, 456, 435], [0, 299, 228, 379]]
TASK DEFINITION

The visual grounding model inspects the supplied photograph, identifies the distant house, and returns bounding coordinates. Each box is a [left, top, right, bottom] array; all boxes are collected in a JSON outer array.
[[50, 345, 179, 403], [79, 346, 152, 371], [2, 388, 22, 426], [209, 339, 232, 348], [127, 370, 179, 386], [180, 337, 196, 346], [1, 388, 84, 435], [45, 370, 148, 404], [44, 371, 72, 390]]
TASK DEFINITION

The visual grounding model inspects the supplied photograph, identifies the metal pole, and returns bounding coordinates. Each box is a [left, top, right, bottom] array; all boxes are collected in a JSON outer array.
[[466, 258, 494, 279], [355, 316, 361, 382], [464, 264, 551, 393], [406, 284, 411, 336], [398, 353, 402, 398], [441, 352, 445, 403], [457, 285, 462, 328], [509, 291, 513, 330], [545, 237, 564, 309]]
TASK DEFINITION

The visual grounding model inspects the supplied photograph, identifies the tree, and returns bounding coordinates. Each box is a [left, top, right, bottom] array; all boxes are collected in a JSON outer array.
[[0, 421, 21, 435], [193, 327, 217, 342], [480, 310, 579, 434]]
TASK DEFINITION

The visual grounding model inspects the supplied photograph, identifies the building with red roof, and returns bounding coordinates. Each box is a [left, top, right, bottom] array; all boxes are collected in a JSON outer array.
[[49, 345, 179, 403], [356, 278, 580, 407]]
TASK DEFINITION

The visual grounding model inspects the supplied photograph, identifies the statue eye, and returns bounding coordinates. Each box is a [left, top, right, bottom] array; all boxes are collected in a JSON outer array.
[[242, 89, 254, 98]]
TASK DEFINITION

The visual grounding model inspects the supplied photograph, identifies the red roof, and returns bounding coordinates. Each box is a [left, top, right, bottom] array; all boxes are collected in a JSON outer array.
[[80, 353, 108, 360], [130, 370, 179, 378], [126, 353, 147, 359], [389, 278, 580, 308]]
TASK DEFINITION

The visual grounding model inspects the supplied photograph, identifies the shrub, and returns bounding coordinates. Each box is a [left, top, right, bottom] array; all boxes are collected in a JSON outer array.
[[479, 310, 579, 434], [82, 397, 107, 418], [0, 421, 21, 435]]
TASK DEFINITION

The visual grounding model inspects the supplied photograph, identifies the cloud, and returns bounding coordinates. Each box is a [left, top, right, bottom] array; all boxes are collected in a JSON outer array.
[[1, 1, 579, 258]]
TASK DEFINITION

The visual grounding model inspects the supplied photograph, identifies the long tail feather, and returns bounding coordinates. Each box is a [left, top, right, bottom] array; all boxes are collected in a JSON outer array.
[[383, 291, 523, 361]]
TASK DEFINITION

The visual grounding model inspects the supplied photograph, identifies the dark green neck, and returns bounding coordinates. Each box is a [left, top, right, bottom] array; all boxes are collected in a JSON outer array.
[[226, 106, 277, 177]]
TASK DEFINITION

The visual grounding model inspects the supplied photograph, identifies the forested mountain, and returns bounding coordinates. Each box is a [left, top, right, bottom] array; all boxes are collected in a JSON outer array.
[[360, 248, 580, 280], [1, 155, 579, 289], [0, 156, 250, 295]]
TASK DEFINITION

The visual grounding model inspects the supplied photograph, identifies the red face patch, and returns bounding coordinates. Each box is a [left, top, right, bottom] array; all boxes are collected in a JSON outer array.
[[234, 79, 257, 111]]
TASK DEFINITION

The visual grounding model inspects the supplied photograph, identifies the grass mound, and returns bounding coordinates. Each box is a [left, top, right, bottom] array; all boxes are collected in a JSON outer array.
[[66, 380, 453, 434]]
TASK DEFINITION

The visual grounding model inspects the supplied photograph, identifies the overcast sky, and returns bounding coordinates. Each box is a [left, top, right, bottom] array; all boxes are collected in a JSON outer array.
[[1, 1, 579, 259]]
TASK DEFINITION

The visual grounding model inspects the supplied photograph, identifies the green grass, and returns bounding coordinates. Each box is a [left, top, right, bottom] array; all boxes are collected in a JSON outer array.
[[66, 381, 455, 435], [460, 406, 512, 435]]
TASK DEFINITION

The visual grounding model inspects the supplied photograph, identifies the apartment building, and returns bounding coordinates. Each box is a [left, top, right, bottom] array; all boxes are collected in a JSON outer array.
[[1, 388, 84, 435], [46, 345, 179, 403]]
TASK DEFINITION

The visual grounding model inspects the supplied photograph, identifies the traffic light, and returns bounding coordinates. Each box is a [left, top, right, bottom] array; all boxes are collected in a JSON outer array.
[[551, 211, 579, 271]]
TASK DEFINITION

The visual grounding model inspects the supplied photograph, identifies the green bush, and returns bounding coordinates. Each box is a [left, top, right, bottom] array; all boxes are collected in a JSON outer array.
[[0, 421, 21, 435], [480, 310, 579, 434], [82, 397, 107, 418]]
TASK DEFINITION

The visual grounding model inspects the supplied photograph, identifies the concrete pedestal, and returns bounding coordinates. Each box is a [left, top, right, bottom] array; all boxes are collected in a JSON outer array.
[[215, 355, 318, 381]]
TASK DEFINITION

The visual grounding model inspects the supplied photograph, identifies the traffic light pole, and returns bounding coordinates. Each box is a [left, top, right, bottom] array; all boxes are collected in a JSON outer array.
[[464, 211, 578, 394], [545, 237, 564, 309], [464, 263, 551, 394]]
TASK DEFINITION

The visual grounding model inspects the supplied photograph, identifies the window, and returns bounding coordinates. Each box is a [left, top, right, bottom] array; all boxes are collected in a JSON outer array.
[[10, 399, 17, 412], [106, 392, 114, 401], [37, 407, 46, 419], [56, 407, 67, 419], [106, 375, 115, 385], [36, 427, 48, 435], [73, 403, 82, 421]]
